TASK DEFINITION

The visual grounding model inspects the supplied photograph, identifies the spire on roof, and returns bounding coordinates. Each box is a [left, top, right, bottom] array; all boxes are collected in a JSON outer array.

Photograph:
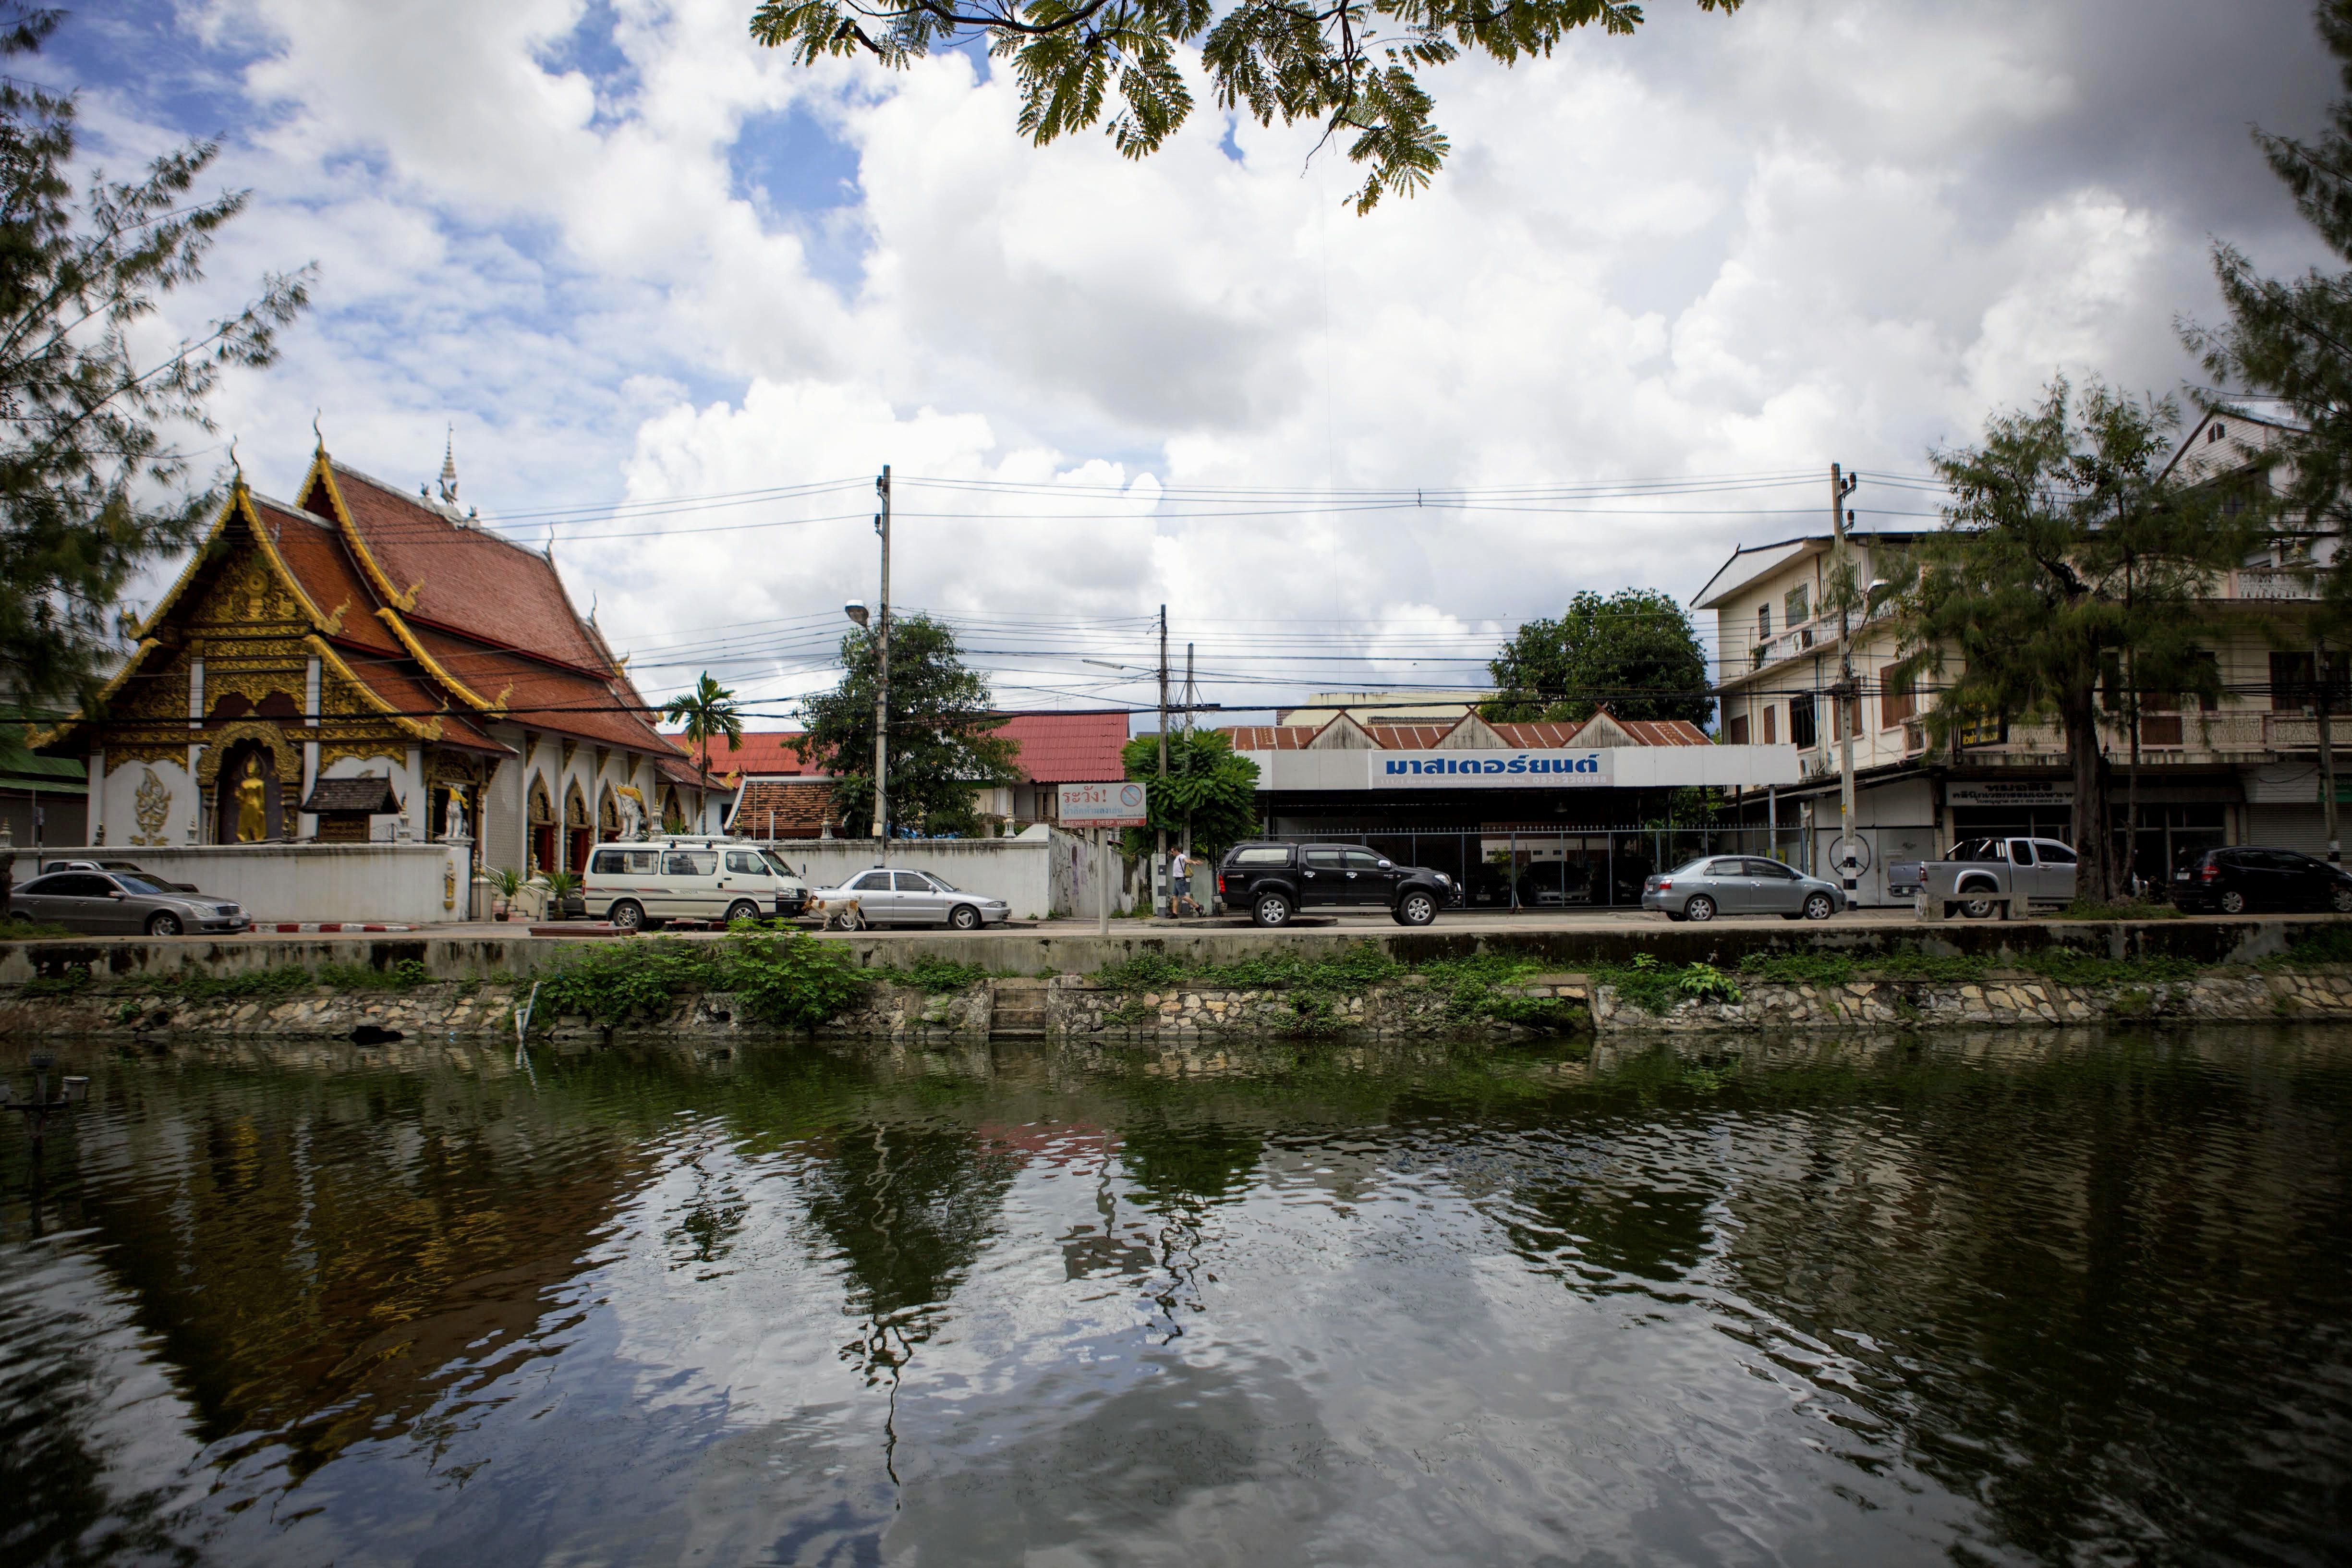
[[436, 425, 459, 506]]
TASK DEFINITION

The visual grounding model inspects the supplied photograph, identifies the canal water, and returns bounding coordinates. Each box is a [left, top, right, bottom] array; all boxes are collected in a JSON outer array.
[[2, 1027, 2347, 1567]]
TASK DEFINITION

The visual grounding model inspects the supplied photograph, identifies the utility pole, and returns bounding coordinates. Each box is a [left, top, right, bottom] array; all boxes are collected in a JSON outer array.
[[1831, 462, 1861, 891], [874, 465, 891, 860], [1157, 605, 1170, 918], [2321, 637, 2340, 864]]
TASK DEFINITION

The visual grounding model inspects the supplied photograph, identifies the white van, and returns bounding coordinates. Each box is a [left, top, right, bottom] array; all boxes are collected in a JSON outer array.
[[586, 837, 812, 931]]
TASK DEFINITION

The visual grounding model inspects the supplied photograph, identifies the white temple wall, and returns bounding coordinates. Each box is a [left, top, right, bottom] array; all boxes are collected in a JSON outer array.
[[9, 841, 470, 924]]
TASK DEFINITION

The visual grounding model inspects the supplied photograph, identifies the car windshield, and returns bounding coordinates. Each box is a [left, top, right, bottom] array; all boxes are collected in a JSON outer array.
[[922, 872, 961, 892], [759, 851, 798, 879], [112, 875, 170, 896]]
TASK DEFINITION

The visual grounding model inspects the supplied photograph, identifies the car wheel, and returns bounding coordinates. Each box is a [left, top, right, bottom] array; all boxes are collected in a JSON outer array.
[[725, 899, 761, 925], [608, 899, 644, 932], [1804, 892, 1835, 921], [950, 903, 982, 931], [2219, 889, 2246, 915], [2331, 886, 2352, 914], [1683, 894, 1715, 923], [145, 911, 182, 936], [834, 908, 864, 932], [1960, 896, 1996, 919], [1395, 890, 1437, 926], [1253, 892, 1294, 928]]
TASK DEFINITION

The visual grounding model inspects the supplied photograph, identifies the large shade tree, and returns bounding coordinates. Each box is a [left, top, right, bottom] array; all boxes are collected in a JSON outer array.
[[0, 7, 308, 726], [1117, 727, 1261, 860], [1483, 587, 1712, 726], [1888, 380, 2253, 901], [793, 613, 1020, 836], [749, 0, 1739, 215]]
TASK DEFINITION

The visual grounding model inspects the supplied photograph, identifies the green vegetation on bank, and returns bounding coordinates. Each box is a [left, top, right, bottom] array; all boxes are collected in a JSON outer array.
[[533, 931, 870, 1029]]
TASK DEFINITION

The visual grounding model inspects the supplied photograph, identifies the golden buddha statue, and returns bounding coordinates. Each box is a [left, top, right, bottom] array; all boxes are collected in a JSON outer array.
[[236, 756, 268, 842]]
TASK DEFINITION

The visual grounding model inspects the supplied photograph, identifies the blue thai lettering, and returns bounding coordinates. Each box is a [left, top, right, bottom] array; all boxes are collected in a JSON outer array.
[[1384, 759, 1410, 775], [1508, 755, 1528, 774], [1483, 759, 1503, 774], [1576, 754, 1599, 774]]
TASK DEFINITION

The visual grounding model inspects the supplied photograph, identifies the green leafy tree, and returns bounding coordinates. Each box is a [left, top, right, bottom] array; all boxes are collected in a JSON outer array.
[[793, 612, 1019, 836], [749, 0, 1739, 216], [0, 8, 309, 724], [1483, 587, 1711, 726], [1116, 727, 1261, 860], [662, 671, 745, 792], [1888, 379, 2252, 900], [2182, 0, 2352, 618]]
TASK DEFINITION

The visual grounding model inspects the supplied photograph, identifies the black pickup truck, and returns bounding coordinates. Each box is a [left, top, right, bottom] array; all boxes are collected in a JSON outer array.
[[1216, 842, 1464, 927]]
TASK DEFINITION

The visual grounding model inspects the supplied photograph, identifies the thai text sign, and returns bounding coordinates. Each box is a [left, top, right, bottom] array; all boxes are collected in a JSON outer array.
[[1059, 780, 1148, 827], [1369, 751, 1612, 787]]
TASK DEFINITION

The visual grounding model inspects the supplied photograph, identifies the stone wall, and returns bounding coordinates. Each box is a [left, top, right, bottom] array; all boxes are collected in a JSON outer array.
[[1591, 969, 2352, 1032], [1048, 974, 1589, 1038]]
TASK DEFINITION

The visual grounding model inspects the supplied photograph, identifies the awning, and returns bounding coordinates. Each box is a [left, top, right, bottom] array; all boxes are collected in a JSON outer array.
[[300, 775, 402, 814]]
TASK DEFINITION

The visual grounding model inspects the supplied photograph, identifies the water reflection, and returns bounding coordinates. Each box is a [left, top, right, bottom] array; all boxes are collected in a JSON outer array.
[[0, 1027, 2346, 1565]]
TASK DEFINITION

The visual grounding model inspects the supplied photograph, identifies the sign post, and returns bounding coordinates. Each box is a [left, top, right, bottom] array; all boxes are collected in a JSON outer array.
[[1060, 782, 1148, 932]]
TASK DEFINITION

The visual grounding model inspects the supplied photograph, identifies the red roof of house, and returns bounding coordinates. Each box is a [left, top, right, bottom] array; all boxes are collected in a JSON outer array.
[[711, 730, 822, 779], [1221, 712, 1712, 751], [995, 711, 1130, 783]]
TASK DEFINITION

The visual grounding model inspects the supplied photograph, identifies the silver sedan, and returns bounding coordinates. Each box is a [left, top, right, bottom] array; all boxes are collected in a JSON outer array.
[[811, 868, 1011, 930], [11, 869, 252, 936], [1641, 856, 1844, 923]]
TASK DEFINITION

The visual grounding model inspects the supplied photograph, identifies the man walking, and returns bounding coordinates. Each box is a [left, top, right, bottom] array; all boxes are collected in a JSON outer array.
[[1169, 845, 1199, 919]]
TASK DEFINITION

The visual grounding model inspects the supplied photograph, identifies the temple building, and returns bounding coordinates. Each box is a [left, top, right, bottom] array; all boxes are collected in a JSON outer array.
[[36, 436, 713, 890]]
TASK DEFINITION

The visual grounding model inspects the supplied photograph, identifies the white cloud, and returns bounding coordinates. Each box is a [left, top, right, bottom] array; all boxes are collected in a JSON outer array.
[[67, 0, 2342, 713]]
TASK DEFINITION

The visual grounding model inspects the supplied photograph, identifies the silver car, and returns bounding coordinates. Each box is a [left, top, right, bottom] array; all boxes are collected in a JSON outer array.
[[11, 869, 251, 936], [814, 868, 1011, 930], [1641, 856, 1844, 923]]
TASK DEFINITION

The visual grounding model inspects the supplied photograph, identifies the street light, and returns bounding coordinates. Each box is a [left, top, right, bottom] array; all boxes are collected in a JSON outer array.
[[843, 600, 869, 628]]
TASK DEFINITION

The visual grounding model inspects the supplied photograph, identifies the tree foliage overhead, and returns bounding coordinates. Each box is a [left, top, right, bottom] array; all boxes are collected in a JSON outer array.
[[1117, 726, 1261, 859], [0, 7, 308, 722], [1888, 379, 2253, 900], [662, 671, 745, 785], [792, 612, 1020, 837], [1482, 587, 1711, 726], [749, 0, 1739, 214]]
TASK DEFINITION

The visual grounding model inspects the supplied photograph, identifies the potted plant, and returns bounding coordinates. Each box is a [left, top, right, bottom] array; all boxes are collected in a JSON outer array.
[[480, 865, 525, 922], [543, 868, 586, 922]]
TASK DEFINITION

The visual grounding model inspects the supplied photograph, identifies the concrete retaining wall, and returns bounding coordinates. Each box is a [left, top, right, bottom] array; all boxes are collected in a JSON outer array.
[[1592, 970, 2352, 1032], [7, 841, 473, 925]]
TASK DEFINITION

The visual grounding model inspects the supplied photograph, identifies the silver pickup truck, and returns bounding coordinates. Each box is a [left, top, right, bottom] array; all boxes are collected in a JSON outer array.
[[1918, 836, 2080, 920]]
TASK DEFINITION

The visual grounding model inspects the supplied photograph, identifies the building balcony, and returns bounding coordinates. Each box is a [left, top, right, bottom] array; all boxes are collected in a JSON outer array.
[[2226, 568, 2321, 601]]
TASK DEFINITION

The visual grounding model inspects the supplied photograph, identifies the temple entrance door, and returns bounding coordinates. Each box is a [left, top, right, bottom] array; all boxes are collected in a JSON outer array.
[[214, 741, 284, 843]]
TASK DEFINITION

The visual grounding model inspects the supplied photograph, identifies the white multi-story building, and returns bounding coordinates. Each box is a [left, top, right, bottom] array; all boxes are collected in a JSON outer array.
[[1696, 411, 2342, 904]]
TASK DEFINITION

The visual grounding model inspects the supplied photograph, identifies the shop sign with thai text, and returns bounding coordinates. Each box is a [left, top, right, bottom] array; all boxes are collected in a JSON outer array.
[[1058, 780, 1148, 827], [1369, 751, 1613, 787]]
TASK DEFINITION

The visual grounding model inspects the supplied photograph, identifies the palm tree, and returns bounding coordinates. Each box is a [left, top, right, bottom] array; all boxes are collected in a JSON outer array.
[[661, 672, 744, 823]]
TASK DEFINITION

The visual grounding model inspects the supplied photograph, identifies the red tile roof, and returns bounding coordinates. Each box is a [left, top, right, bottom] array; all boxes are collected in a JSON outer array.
[[255, 498, 403, 658], [406, 625, 677, 755], [712, 730, 822, 779], [1222, 713, 1712, 751], [329, 463, 611, 673], [995, 711, 1129, 783]]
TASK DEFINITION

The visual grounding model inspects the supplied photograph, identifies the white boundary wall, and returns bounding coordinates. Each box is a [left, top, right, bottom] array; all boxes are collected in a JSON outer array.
[[7, 841, 473, 924], [761, 825, 1137, 921]]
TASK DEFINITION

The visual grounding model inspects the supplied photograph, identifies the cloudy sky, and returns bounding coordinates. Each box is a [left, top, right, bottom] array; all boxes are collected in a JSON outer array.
[[48, 0, 2343, 722]]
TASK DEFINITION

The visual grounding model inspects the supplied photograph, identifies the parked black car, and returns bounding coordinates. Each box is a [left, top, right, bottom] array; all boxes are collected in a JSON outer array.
[[1217, 842, 1464, 927], [2172, 846, 2352, 914]]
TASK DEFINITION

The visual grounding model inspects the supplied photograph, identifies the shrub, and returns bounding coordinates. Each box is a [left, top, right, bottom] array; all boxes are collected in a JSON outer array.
[[2015, 949, 2199, 987], [535, 938, 716, 1024], [899, 958, 993, 995], [161, 965, 314, 1001], [315, 959, 431, 991], [1737, 952, 1856, 985], [714, 931, 873, 1027]]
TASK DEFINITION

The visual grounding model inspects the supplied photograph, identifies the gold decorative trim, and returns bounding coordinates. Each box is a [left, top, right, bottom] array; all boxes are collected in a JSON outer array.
[[304, 634, 439, 741], [376, 608, 491, 708], [318, 741, 406, 773], [320, 596, 351, 636]]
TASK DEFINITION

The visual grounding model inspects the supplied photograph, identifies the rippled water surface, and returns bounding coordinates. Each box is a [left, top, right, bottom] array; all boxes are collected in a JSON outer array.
[[3, 1026, 2349, 1566]]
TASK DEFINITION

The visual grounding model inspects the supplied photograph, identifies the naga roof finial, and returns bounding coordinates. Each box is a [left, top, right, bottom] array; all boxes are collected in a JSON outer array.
[[436, 424, 459, 506]]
